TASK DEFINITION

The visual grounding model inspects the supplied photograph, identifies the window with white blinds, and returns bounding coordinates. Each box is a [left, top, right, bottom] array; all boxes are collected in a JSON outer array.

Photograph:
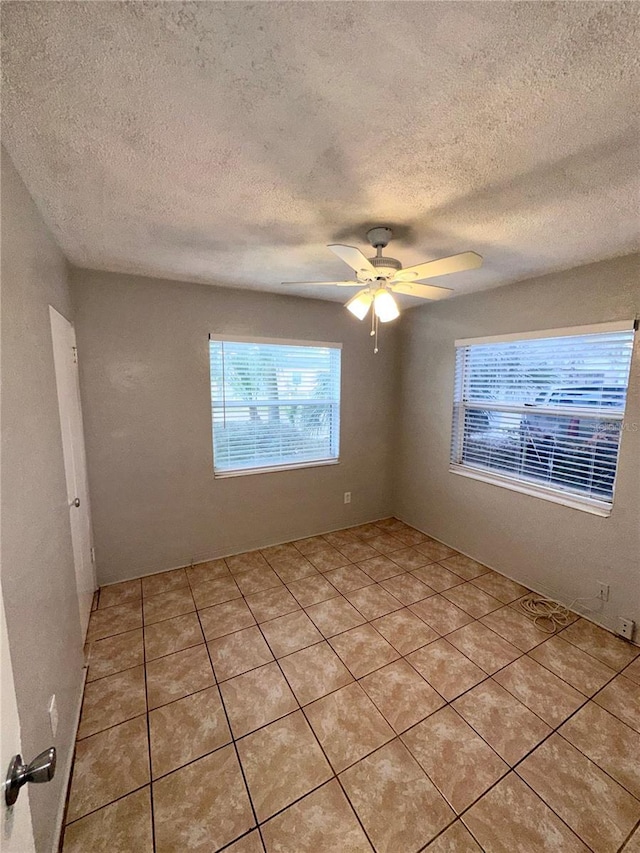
[[450, 321, 636, 515], [209, 336, 341, 476]]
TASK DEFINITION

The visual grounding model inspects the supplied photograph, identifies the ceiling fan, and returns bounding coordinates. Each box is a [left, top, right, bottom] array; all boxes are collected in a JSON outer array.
[[283, 227, 483, 344]]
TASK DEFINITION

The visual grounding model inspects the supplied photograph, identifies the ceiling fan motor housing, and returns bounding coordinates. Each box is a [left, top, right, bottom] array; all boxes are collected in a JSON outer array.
[[369, 255, 402, 278]]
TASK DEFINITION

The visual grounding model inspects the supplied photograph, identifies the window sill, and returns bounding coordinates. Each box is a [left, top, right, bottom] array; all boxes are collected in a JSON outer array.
[[449, 464, 612, 517], [214, 458, 340, 479]]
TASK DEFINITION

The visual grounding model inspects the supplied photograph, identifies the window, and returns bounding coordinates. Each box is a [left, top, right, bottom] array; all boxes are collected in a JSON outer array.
[[209, 336, 341, 476], [450, 321, 636, 515]]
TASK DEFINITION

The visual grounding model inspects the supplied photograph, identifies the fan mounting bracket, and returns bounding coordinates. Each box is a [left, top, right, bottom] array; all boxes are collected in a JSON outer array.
[[366, 227, 393, 249]]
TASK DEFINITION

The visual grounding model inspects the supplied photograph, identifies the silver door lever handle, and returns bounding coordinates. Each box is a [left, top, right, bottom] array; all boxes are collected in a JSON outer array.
[[4, 748, 56, 806]]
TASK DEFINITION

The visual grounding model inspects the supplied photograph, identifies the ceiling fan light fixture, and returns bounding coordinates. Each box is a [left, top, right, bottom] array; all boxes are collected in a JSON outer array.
[[345, 290, 373, 320], [373, 289, 400, 323]]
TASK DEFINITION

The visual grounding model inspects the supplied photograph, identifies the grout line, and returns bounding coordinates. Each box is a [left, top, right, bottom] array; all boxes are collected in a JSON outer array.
[[141, 616, 157, 853]]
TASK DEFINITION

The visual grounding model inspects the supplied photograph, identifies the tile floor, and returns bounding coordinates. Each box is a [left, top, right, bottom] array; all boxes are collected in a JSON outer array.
[[63, 518, 640, 853]]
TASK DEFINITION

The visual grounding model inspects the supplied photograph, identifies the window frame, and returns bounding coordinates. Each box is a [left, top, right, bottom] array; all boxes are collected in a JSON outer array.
[[209, 334, 342, 478], [449, 320, 636, 517]]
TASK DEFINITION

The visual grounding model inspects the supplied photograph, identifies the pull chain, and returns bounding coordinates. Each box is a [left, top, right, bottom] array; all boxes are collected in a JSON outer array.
[[374, 313, 379, 354]]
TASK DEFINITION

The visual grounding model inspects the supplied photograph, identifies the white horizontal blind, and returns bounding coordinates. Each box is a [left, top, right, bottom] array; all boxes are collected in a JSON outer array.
[[210, 337, 341, 475], [451, 324, 635, 509]]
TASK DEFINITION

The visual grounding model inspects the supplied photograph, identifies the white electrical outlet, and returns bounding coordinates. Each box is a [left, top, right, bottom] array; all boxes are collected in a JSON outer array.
[[618, 617, 635, 641], [597, 582, 610, 602], [48, 694, 58, 738], [343, 491, 351, 504]]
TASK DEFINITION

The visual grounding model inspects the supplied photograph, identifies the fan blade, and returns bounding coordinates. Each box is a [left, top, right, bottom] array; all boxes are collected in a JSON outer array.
[[395, 251, 483, 282], [327, 244, 377, 277], [391, 281, 453, 301], [281, 280, 361, 287]]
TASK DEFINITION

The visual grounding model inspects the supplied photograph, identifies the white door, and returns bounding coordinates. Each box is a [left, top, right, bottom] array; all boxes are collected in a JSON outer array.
[[1, 596, 36, 853], [49, 307, 96, 638]]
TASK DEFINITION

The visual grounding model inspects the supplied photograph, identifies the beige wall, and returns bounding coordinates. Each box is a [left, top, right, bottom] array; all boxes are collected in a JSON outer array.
[[70, 268, 398, 584], [1, 148, 85, 852], [396, 254, 640, 634]]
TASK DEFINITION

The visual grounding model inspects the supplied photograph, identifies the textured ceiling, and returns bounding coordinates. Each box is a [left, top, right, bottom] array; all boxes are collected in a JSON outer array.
[[2, 1, 639, 303]]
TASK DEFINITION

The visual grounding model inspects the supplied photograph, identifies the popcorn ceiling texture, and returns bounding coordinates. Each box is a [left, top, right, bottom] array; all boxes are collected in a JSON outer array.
[[1, 1, 639, 302]]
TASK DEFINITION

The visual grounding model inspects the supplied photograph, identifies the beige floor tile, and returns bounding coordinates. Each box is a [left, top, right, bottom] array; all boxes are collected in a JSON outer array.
[[261, 543, 299, 561], [357, 555, 404, 582], [220, 661, 298, 738], [225, 831, 265, 852], [360, 660, 444, 733], [494, 655, 585, 726], [463, 772, 589, 853], [407, 638, 486, 701], [372, 607, 438, 655], [87, 601, 142, 641], [98, 579, 142, 610], [208, 626, 274, 681], [62, 788, 152, 853], [306, 546, 350, 571], [260, 610, 322, 658], [142, 586, 195, 625], [561, 618, 640, 670], [346, 584, 402, 620], [387, 547, 432, 571], [270, 553, 317, 583], [530, 634, 616, 695], [518, 733, 640, 852], [351, 522, 387, 540], [472, 571, 529, 603], [153, 745, 255, 852], [447, 621, 521, 674], [439, 554, 491, 581], [144, 611, 203, 660], [237, 710, 332, 822], [286, 573, 339, 607], [86, 629, 143, 682], [341, 739, 454, 852], [367, 532, 405, 554], [67, 716, 149, 822], [294, 535, 331, 555], [393, 528, 429, 547], [141, 568, 188, 598], [410, 595, 473, 635], [329, 623, 399, 678], [595, 674, 640, 732], [199, 598, 256, 640], [453, 679, 551, 765], [560, 702, 640, 799], [279, 641, 353, 705], [235, 567, 283, 595], [425, 821, 482, 852], [337, 540, 380, 562], [192, 575, 242, 609], [78, 665, 146, 739], [305, 596, 365, 636], [443, 582, 502, 618], [186, 558, 230, 587], [480, 606, 550, 652], [379, 572, 434, 605], [624, 827, 640, 852], [415, 540, 457, 562], [146, 644, 214, 709], [226, 550, 270, 575], [324, 530, 360, 548], [305, 682, 394, 772], [403, 706, 507, 813], [149, 685, 231, 778], [624, 655, 640, 685], [412, 564, 464, 593], [245, 586, 300, 622], [261, 779, 373, 852], [323, 564, 373, 593]]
